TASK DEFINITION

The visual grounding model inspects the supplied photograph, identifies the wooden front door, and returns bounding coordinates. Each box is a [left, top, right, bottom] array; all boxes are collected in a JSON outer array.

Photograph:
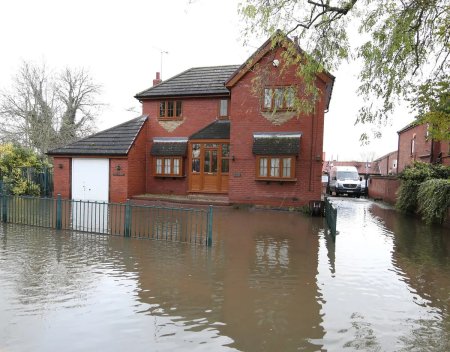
[[188, 141, 229, 193]]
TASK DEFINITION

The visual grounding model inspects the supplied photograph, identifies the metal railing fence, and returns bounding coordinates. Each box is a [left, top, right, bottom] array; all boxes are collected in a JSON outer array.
[[324, 197, 337, 237], [0, 194, 213, 246]]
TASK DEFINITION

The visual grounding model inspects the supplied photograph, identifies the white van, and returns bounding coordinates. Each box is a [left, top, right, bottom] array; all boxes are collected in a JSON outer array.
[[327, 166, 362, 197]]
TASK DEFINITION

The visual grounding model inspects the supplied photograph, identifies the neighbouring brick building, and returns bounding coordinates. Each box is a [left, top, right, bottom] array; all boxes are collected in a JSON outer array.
[[373, 151, 398, 176], [48, 33, 335, 207], [397, 122, 449, 173]]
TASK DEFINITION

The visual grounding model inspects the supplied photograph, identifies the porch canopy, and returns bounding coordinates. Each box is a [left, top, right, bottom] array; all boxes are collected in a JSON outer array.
[[150, 137, 188, 156], [252, 132, 302, 155]]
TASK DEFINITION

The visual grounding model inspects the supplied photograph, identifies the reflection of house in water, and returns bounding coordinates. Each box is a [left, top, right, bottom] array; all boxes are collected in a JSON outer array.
[[125, 208, 325, 351]]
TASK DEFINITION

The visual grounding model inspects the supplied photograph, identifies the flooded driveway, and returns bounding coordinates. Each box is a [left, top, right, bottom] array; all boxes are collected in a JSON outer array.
[[0, 198, 449, 351]]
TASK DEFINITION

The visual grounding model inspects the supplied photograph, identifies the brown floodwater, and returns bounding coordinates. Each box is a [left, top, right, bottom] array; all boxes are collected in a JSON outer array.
[[0, 198, 449, 351]]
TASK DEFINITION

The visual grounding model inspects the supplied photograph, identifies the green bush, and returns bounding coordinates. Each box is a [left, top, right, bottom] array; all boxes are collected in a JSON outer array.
[[0, 143, 49, 196], [417, 179, 450, 224], [396, 180, 421, 214], [396, 162, 450, 222]]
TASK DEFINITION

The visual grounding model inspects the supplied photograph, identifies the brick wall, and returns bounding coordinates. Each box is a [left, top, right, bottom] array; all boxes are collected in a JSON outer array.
[[127, 120, 147, 198], [376, 151, 398, 175], [368, 176, 400, 204], [144, 97, 225, 195], [52, 157, 71, 199], [110, 158, 128, 203], [228, 47, 327, 206], [398, 124, 432, 173]]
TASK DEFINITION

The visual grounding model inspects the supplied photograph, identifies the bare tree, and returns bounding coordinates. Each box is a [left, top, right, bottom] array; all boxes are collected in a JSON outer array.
[[0, 61, 102, 154]]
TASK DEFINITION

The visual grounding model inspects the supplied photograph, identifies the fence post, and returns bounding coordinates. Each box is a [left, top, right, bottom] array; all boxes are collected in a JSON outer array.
[[56, 194, 62, 230], [207, 205, 213, 247], [124, 199, 131, 237], [1, 194, 7, 223]]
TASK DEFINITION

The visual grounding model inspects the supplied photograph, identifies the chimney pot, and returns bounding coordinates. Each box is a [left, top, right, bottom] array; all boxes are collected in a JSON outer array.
[[153, 72, 162, 86]]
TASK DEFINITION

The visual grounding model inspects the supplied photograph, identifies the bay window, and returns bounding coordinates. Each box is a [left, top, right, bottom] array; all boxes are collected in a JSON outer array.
[[256, 156, 295, 180]]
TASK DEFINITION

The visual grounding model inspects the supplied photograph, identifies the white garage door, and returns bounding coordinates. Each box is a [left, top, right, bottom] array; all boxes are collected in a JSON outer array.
[[72, 158, 109, 201], [71, 158, 109, 233]]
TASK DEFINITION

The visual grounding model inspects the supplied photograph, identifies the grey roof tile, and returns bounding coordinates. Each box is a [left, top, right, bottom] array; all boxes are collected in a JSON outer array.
[[190, 120, 230, 140], [47, 115, 148, 156], [151, 140, 188, 156], [135, 65, 240, 99], [252, 132, 302, 155]]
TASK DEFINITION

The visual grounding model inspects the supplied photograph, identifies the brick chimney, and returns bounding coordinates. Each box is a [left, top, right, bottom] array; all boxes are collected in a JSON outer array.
[[153, 72, 162, 86]]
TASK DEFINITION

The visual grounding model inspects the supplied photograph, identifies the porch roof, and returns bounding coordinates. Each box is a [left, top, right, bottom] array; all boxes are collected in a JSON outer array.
[[189, 120, 230, 140], [252, 132, 302, 155], [151, 138, 188, 156]]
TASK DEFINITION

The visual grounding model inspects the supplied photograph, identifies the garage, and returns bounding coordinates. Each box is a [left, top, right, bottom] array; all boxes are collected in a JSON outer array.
[[72, 158, 109, 202]]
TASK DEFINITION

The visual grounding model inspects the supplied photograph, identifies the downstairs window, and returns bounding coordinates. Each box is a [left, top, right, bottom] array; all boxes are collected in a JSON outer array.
[[154, 157, 183, 177], [256, 156, 295, 180]]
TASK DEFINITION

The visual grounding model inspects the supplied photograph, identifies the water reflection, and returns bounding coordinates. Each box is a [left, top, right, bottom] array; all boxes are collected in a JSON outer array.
[[0, 201, 449, 351]]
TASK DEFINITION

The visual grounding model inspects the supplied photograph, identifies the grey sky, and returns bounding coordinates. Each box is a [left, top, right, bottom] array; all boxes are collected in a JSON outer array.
[[0, 0, 412, 161]]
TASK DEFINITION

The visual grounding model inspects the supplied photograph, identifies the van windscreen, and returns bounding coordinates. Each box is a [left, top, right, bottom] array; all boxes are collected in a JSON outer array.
[[337, 171, 359, 180]]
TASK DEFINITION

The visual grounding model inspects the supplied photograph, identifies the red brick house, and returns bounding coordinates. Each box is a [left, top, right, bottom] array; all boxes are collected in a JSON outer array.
[[48, 33, 334, 207], [373, 151, 397, 176], [397, 122, 449, 173]]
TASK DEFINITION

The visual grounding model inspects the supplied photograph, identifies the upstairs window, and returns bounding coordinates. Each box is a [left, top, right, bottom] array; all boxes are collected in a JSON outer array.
[[159, 101, 182, 119], [263, 87, 295, 111], [219, 99, 229, 118]]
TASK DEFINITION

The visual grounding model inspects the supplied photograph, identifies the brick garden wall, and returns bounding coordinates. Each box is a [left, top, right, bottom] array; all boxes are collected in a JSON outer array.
[[368, 176, 400, 205]]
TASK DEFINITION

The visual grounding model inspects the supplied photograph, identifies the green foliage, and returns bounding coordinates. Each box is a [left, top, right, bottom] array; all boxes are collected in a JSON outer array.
[[396, 162, 450, 221], [239, 0, 449, 139], [412, 76, 450, 141], [417, 179, 450, 224], [398, 161, 450, 182], [0, 143, 49, 196], [396, 180, 420, 214]]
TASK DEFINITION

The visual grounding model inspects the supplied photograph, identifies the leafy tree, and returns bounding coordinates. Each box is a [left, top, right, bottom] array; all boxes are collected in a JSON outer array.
[[0, 62, 102, 155], [239, 0, 449, 140], [0, 144, 50, 196], [412, 76, 449, 141]]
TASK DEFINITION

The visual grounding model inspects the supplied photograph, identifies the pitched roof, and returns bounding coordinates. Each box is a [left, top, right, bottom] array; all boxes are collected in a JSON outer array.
[[397, 120, 420, 134], [151, 138, 188, 156], [135, 65, 240, 99], [225, 30, 335, 111], [190, 120, 230, 140], [47, 115, 148, 156], [252, 132, 301, 155]]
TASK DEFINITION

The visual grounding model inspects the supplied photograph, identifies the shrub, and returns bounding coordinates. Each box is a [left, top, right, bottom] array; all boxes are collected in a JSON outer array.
[[417, 179, 450, 224], [396, 179, 421, 214], [0, 144, 49, 196], [396, 162, 450, 217]]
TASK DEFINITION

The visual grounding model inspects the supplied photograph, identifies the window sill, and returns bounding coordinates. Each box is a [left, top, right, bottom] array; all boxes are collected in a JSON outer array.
[[158, 117, 183, 121], [154, 175, 185, 178], [255, 178, 297, 182]]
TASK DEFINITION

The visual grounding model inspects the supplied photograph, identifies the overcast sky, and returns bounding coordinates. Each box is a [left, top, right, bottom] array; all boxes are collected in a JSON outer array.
[[0, 0, 413, 161]]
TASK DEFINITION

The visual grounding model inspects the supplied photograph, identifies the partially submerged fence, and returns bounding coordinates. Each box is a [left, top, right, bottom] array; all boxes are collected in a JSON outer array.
[[0, 194, 213, 246], [324, 197, 337, 237]]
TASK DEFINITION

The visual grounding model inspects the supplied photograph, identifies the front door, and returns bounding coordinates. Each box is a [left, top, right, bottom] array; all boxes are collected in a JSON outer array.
[[188, 142, 229, 193]]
